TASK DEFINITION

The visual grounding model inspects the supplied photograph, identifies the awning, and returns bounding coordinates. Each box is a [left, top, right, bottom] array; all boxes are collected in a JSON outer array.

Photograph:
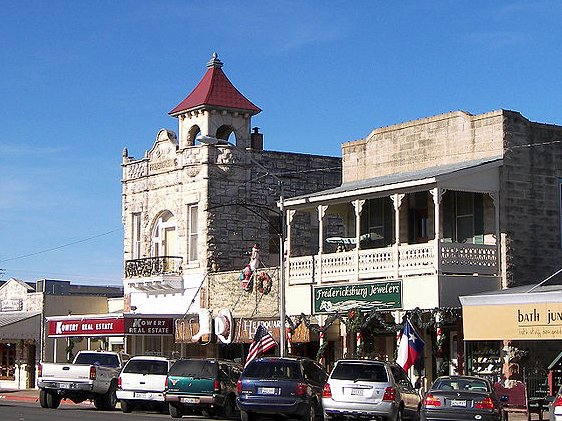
[[460, 284, 562, 341], [46, 313, 176, 337], [0, 311, 41, 340]]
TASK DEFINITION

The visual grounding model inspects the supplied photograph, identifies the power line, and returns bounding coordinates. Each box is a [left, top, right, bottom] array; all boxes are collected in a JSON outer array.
[[0, 227, 123, 264]]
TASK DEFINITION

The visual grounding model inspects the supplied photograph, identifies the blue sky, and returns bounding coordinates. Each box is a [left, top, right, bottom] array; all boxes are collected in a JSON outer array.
[[1, 1, 561, 286]]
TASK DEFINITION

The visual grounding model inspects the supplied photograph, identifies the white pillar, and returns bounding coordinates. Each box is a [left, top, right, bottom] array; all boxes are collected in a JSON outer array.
[[353, 200, 365, 281], [317, 205, 328, 283], [431, 188, 444, 274], [392, 194, 405, 278], [286, 209, 296, 281]]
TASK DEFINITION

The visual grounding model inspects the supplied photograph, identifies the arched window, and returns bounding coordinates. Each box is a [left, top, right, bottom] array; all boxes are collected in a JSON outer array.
[[151, 211, 177, 257], [216, 125, 236, 143], [188, 125, 201, 146]]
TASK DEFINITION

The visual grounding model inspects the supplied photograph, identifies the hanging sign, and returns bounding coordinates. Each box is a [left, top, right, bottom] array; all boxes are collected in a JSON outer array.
[[313, 280, 402, 314]]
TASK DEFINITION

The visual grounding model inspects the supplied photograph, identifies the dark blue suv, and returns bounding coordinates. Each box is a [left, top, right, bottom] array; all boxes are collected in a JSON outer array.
[[236, 357, 328, 421]]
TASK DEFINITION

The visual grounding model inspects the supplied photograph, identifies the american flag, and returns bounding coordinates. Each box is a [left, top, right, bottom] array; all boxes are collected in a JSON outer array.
[[245, 324, 277, 367]]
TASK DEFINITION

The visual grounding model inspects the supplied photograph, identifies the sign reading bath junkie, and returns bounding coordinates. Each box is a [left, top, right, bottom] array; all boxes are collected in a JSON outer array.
[[313, 281, 402, 315], [463, 302, 562, 341]]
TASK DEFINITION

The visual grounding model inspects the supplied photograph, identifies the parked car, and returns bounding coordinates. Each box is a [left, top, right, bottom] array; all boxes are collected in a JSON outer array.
[[420, 375, 506, 421], [322, 359, 421, 421], [236, 356, 328, 421], [116, 356, 173, 413], [165, 358, 242, 419], [37, 350, 128, 410]]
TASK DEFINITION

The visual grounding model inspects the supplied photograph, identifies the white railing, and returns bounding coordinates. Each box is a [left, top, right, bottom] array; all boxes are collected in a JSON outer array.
[[288, 242, 498, 284]]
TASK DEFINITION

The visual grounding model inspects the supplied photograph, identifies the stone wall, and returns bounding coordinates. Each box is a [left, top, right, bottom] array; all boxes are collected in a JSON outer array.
[[207, 269, 279, 318], [207, 148, 341, 271], [501, 111, 562, 286], [342, 110, 505, 183]]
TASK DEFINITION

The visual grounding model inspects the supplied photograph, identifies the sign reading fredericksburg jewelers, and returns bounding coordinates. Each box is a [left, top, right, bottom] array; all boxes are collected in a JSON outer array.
[[313, 280, 402, 314]]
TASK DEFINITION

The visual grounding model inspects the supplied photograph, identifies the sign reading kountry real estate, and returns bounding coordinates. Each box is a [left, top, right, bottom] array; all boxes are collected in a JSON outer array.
[[313, 281, 402, 314]]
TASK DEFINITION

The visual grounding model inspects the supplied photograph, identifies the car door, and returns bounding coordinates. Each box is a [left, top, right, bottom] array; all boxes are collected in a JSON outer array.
[[390, 365, 420, 418]]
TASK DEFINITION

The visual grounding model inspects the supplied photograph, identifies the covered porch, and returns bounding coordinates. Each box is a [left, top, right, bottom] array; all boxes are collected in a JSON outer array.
[[284, 157, 504, 287]]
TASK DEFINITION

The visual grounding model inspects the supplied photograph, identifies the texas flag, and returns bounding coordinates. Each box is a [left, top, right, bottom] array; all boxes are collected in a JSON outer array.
[[396, 319, 425, 371]]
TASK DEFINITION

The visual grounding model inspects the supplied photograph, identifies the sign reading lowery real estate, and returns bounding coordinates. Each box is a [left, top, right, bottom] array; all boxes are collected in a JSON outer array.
[[313, 280, 402, 314]]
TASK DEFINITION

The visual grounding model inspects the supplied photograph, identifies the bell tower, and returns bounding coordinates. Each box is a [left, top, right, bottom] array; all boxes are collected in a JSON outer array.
[[169, 53, 262, 150]]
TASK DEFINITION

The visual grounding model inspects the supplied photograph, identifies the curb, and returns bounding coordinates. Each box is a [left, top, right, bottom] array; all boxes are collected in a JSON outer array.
[[0, 392, 94, 406]]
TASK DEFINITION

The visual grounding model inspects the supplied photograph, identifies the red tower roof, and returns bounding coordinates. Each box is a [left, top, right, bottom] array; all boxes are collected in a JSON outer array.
[[169, 53, 261, 116]]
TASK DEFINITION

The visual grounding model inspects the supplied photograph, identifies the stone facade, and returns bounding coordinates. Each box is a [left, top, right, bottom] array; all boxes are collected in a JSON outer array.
[[341, 109, 562, 287]]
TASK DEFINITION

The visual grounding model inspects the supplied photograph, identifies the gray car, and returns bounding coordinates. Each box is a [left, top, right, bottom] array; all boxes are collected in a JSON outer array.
[[322, 359, 421, 421]]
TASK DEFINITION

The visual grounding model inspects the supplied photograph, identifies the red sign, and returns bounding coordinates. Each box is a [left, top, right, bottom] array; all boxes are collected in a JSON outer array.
[[48, 317, 124, 337], [48, 316, 174, 337]]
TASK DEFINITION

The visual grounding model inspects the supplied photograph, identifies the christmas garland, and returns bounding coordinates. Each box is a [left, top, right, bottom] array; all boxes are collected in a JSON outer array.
[[287, 306, 461, 363]]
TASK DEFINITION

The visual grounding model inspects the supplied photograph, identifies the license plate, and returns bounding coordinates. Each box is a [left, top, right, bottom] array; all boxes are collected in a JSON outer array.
[[450, 399, 467, 407], [135, 392, 148, 398], [258, 387, 277, 395], [180, 397, 198, 404], [351, 388, 364, 396], [59, 383, 70, 389]]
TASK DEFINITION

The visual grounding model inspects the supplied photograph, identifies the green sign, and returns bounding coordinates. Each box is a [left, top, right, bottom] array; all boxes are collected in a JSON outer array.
[[313, 281, 402, 314]]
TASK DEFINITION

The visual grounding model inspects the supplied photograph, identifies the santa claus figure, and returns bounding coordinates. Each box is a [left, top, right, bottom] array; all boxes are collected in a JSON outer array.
[[240, 243, 261, 292]]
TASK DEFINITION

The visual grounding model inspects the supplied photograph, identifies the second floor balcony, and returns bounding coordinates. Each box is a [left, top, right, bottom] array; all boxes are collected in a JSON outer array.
[[288, 240, 498, 284], [125, 256, 183, 277]]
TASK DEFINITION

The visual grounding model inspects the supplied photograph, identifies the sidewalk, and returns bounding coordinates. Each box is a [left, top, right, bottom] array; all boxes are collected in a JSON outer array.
[[0, 388, 38, 403], [0, 388, 93, 406]]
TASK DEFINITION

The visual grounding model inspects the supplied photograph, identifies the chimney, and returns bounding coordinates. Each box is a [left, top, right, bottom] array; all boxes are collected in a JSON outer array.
[[250, 127, 263, 151]]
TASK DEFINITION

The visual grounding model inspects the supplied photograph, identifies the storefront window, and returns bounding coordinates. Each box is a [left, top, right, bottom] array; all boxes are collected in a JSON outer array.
[[0, 343, 16, 380]]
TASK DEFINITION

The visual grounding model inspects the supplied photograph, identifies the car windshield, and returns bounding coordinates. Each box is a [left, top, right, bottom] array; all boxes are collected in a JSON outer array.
[[168, 359, 218, 378], [123, 360, 168, 375], [330, 362, 388, 382], [433, 378, 490, 392], [74, 353, 120, 367], [244, 361, 301, 379]]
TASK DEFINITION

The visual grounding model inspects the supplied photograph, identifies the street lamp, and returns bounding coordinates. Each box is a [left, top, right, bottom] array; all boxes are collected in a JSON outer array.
[[197, 134, 288, 356]]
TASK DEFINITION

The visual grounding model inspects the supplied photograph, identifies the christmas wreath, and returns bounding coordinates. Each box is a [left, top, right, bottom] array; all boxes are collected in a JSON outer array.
[[256, 271, 272, 294]]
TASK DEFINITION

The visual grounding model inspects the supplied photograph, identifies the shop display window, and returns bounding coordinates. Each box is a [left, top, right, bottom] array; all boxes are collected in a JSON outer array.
[[468, 341, 502, 382], [0, 343, 16, 380]]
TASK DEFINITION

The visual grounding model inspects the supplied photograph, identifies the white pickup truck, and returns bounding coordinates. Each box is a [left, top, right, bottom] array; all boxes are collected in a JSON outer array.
[[37, 350, 128, 410]]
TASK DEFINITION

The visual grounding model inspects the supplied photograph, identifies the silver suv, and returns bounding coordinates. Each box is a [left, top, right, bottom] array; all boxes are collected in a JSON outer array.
[[322, 359, 421, 421]]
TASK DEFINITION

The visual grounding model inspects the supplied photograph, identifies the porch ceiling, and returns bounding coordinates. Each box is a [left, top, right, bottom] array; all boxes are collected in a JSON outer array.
[[285, 156, 502, 208]]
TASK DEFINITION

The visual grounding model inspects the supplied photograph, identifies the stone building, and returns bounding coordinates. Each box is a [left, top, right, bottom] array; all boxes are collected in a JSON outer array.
[[283, 110, 562, 380], [121, 53, 341, 358]]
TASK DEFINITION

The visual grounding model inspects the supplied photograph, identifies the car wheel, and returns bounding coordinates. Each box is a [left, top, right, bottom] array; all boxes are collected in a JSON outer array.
[[169, 404, 183, 419], [101, 383, 117, 410], [302, 402, 316, 421], [46, 392, 61, 409], [222, 394, 237, 419], [120, 400, 133, 413], [39, 389, 49, 408]]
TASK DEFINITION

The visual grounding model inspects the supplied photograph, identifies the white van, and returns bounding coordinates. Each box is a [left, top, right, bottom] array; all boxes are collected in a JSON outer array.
[[116, 356, 173, 413]]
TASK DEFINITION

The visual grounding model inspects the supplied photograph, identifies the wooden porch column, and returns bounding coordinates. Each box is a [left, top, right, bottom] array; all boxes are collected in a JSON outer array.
[[490, 191, 505, 289], [286, 209, 296, 281], [317, 205, 328, 283], [353, 200, 365, 282], [391, 194, 405, 279], [430, 188, 444, 274]]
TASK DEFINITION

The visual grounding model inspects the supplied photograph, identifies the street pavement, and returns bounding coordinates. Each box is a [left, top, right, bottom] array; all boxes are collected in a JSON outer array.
[[0, 389, 546, 420]]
